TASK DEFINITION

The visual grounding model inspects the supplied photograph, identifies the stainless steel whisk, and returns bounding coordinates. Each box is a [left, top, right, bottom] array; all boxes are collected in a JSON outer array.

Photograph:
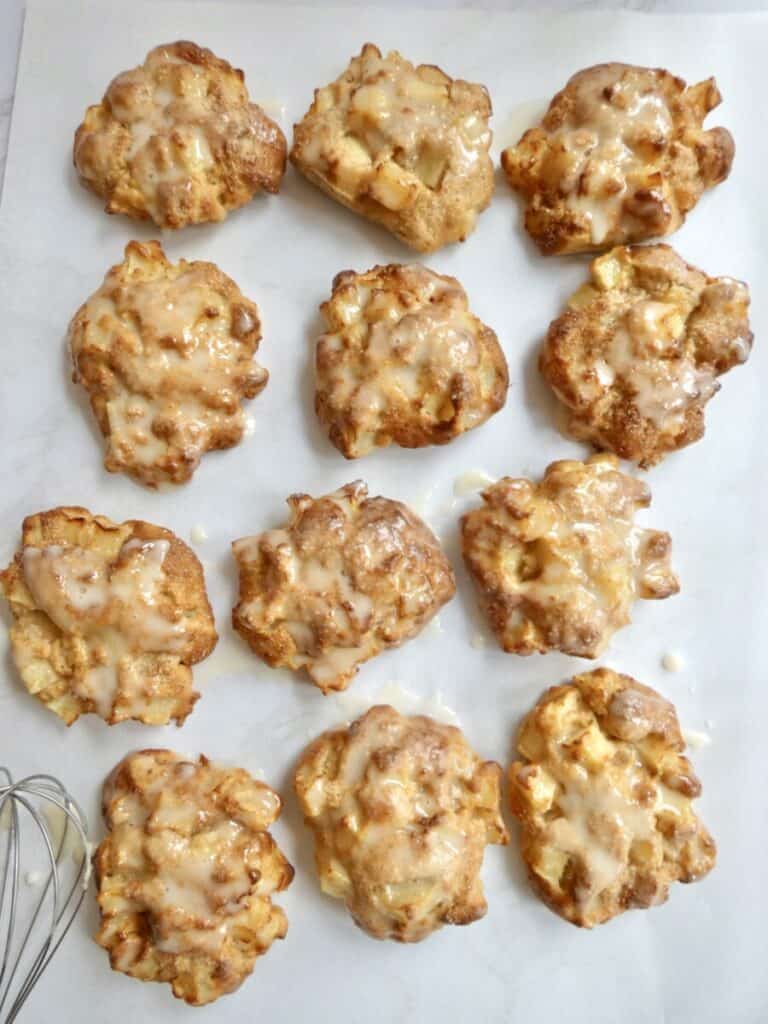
[[0, 768, 90, 1022]]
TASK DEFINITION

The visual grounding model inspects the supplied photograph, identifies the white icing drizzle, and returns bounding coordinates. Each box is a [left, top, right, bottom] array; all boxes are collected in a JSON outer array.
[[300, 45, 491, 201], [317, 265, 502, 458], [551, 69, 675, 244], [661, 652, 685, 673], [21, 537, 185, 717], [257, 98, 287, 121], [74, 42, 282, 228], [548, 749, 689, 912], [233, 482, 453, 692], [463, 458, 678, 657], [682, 728, 712, 750], [607, 309, 718, 431], [453, 469, 497, 496], [82, 841, 95, 889], [71, 243, 267, 486], [101, 754, 286, 962]]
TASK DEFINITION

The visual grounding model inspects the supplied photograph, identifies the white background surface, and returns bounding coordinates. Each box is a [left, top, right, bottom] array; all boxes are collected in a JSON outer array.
[[1, 1, 767, 1021]]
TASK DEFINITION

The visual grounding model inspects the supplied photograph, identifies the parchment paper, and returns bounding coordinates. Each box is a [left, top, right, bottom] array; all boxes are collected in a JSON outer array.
[[1, 3, 766, 1020]]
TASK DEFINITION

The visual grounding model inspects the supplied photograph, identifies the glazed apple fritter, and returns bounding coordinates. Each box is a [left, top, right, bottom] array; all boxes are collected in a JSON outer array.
[[501, 63, 734, 254], [509, 668, 716, 927], [540, 244, 753, 467], [95, 750, 293, 1005], [461, 455, 678, 658], [0, 506, 216, 725], [316, 263, 508, 458], [232, 481, 456, 692], [74, 41, 286, 228], [295, 705, 508, 941], [69, 240, 268, 487], [291, 43, 494, 252]]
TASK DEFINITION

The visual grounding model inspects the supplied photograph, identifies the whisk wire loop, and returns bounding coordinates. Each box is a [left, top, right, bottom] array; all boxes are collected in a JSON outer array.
[[0, 768, 89, 1023]]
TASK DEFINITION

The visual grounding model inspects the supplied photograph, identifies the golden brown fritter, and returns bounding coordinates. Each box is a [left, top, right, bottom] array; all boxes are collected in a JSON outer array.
[[316, 263, 508, 457], [291, 43, 493, 252], [69, 240, 268, 487], [461, 455, 678, 658], [232, 481, 456, 692], [74, 41, 286, 228], [95, 750, 293, 1005], [508, 668, 716, 927], [0, 507, 217, 726], [295, 705, 508, 941], [501, 63, 734, 255], [540, 244, 753, 467]]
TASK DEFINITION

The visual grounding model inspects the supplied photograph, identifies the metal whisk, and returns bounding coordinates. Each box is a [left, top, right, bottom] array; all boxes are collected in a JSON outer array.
[[0, 768, 90, 1022]]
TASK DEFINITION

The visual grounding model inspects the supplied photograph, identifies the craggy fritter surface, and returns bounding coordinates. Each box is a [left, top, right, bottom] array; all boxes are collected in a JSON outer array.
[[540, 244, 753, 467], [291, 43, 494, 252], [501, 63, 734, 255], [95, 750, 293, 1005], [0, 507, 216, 726], [316, 263, 508, 458], [508, 669, 716, 927], [232, 481, 456, 692], [294, 705, 508, 941], [74, 41, 286, 228], [69, 240, 268, 487], [461, 455, 678, 658]]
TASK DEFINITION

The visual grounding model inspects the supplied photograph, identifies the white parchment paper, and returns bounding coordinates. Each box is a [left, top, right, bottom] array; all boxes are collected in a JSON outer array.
[[0, 2, 766, 1021]]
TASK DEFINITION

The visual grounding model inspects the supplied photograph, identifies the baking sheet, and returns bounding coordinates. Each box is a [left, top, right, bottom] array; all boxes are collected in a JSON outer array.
[[1, 2, 767, 1021]]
